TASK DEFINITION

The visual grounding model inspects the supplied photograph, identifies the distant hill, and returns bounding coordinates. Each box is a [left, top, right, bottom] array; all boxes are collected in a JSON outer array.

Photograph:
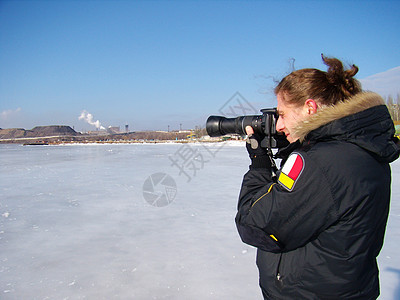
[[28, 125, 78, 137], [360, 66, 400, 99], [0, 125, 79, 139]]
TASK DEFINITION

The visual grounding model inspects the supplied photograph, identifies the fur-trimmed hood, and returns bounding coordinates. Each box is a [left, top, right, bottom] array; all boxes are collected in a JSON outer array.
[[294, 92, 399, 163]]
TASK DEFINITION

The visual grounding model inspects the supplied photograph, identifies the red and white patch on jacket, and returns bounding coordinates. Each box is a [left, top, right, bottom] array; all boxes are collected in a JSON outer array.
[[278, 153, 304, 191]]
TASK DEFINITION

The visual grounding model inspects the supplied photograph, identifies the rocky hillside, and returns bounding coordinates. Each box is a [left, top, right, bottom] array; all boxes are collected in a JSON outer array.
[[0, 125, 79, 139]]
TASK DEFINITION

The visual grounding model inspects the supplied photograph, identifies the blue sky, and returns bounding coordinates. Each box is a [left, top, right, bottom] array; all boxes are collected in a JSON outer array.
[[1, 0, 399, 131]]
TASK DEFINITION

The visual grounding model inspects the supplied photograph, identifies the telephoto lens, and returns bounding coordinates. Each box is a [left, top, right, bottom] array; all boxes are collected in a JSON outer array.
[[206, 115, 263, 137]]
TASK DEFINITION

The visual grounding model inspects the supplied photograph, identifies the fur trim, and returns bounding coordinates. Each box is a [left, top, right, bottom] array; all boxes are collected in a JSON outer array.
[[293, 92, 386, 142]]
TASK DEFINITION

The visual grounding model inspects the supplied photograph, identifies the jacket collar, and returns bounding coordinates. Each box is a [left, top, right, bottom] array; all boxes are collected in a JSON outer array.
[[293, 92, 385, 142]]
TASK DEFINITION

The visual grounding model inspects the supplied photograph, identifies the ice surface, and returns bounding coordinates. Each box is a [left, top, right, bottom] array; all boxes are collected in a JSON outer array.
[[0, 142, 399, 299]]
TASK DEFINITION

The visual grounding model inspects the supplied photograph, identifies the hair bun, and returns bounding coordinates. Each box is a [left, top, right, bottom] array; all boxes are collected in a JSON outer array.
[[321, 54, 360, 97]]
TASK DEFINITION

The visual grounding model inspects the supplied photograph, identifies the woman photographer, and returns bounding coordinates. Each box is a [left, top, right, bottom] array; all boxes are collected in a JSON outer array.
[[236, 55, 399, 299]]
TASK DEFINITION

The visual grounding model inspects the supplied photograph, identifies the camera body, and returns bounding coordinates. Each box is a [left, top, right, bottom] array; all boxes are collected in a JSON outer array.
[[206, 108, 289, 150]]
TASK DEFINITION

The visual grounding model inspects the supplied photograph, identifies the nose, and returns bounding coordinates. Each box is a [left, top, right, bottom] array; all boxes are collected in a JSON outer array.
[[276, 116, 284, 133]]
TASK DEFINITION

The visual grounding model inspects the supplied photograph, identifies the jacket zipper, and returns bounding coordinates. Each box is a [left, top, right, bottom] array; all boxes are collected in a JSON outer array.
[[276, 253, 283, 281]]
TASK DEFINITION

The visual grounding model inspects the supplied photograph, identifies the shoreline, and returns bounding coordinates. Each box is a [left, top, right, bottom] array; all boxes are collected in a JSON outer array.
[[0, 138, 245, 146]]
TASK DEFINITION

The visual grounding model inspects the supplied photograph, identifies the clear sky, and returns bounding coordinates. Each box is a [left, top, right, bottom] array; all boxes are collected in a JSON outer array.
[[1, 0, 399, 131]]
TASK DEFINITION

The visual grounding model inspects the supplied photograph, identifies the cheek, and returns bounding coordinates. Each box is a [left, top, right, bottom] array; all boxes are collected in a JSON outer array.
[[285, 116, 295, 128], [288, 112, 303, 127]]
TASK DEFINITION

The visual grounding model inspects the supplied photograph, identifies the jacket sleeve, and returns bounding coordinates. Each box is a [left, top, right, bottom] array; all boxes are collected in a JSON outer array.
[[235, 151, 338, 252]]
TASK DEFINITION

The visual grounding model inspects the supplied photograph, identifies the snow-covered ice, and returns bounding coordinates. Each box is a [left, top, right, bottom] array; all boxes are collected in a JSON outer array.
[[0, 143, 399, 299]]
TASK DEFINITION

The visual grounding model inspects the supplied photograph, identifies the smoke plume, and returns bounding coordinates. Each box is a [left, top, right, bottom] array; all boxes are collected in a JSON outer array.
[[78, 110, 105, 130]]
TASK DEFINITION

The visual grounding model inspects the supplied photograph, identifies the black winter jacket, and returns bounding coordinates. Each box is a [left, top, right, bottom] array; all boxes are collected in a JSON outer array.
[[236, 92, 400, 299]]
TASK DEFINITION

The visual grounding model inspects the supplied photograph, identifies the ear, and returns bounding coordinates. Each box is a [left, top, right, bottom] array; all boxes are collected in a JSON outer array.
[[304, 99, 318, 115]]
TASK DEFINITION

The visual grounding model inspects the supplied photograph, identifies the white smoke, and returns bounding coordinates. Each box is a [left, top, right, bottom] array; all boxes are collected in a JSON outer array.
[[78, 110, 105, 130]]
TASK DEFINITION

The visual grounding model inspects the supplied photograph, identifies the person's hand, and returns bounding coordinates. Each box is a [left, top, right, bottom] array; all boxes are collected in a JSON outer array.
[[245, 126, 271, 169]]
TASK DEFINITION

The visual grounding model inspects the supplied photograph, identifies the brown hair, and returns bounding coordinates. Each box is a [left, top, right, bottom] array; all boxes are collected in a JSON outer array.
[[274, 54, 361, 106]]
